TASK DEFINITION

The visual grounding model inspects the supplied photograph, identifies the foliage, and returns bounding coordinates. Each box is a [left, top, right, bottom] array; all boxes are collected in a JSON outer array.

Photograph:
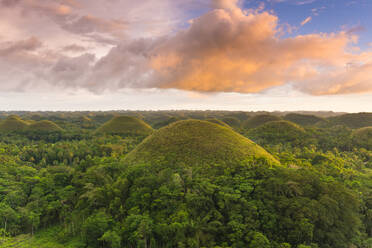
[[328, 113, 372, 129], [353, 127, 372, 150], [0, 111, 370, 248]]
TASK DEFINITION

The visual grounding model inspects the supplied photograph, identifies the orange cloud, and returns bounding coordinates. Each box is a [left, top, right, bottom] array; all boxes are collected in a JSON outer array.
[[301, 16, 312, 26], [146, 6, 356, 94], [296, 61, 372, 95]]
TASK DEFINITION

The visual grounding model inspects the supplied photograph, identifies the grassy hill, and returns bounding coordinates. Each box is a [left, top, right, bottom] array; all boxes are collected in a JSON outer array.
[[153, 116, 180, 129], [124, 120, 279, 167], [0, 115, 29, 132], [27, 120, 63, 133], [205, 118, 231, 128], [284, 113, 325, 126], [96, 116, 153, 136], [243, 114, 281, 129], [352, 127, 372, 149], [247, 120, 306, 145], [221, 117, 241, 129], [328, 113, 372, 129]]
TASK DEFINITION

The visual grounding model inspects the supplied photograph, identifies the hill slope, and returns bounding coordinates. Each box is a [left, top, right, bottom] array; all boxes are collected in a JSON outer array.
[[329, 113, 372, 129], [205, 118, 231, 128], [247, 120, 306, 145], [96, 116, 153, 135], [125, 120, 278, 167], [352, 127, 372, 149], [284, 113, 325, 126], [27, 120, 63, 133], [221, 117, 241, 128], [0, 115, 29, 132], [243, 114, 281, 129]]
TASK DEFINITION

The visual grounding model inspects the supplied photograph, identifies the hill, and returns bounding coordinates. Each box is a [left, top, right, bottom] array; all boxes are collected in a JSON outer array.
[[243, 114, 281, 129], [124, 120, 278, 167], [284, 113, 325, 126], [328, 113, 372, 129], [0, 115, 29, 132], [96, 116, 153, 136], [205, 118, 231, 128], [352, 127, 372, 150], [247, 120, 306, 145], [153, 116, 180, 129], [221, 117, 241, 128], [27, 120, 63, 133]]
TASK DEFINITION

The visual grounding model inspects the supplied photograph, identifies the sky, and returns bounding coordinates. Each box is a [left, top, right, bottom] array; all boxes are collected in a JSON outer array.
[[0, 0, 371, 112]]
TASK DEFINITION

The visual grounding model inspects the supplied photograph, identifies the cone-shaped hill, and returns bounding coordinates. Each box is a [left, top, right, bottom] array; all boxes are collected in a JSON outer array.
[[153, 116, 180, 129], [247, 120, 306, 145], [27, 120, 63, 133], [205, 118, 231, 128], [243, 114, 281, 129], [284, 113, 325, 126], [124, 120, 279, 167], [221, 117, 241, 128], [0, 115, 29, 132], [329, 113, 372, 129], [96, 116, 153, 136], [352, 127, 372, 149]]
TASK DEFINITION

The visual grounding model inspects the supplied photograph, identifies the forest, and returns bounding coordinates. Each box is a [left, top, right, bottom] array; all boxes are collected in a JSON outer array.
[[0, 110, 371, 248]]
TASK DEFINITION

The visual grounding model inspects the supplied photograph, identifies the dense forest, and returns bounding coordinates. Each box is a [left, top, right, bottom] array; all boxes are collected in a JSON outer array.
[[0, 111, 371, 248]]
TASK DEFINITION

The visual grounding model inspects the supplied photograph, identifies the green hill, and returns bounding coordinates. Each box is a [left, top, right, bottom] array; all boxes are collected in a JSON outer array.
[[27, 120, 63, 133], [352, 127, 372, 150], [153, 117, 180, 129], [205, 118, 231, 128], [96, 116, 153, 136], [247, 120, 306, 145], [0, 115, 29, 132], [125, 120, 279, 167], [243, 114, 281, 129], [284, 113, 325, 126], [221, 117, 241, 128], [329, 113, 372, 129]]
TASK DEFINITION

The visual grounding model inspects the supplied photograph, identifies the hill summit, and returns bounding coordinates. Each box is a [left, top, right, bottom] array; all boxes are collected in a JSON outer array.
[[205, 118, 231, 128], [352, 127, 372, 149], [27, 120, 63, 133], [247, 120, 306, 145], [0, 115, 29, 132], [125, 120, 279, 167], [96, 116, 153, 135], [284, 113, 325, 126], [243, 114, 281, 129]]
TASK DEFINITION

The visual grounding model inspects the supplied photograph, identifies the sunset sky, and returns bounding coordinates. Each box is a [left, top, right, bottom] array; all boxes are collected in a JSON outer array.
[[0, 0, 371, 111]]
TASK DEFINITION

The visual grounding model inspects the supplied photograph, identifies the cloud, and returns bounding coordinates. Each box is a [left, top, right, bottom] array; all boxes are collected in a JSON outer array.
[[51, 53, 96, 88], [0, 0, 126, 44], [62, 15, 126, 38], [270, 0, 317, 5], [84, 2, 371, 95], [296, 62, 372, 95], [0, 0, 371, 96], [211, 0, 241, 10], [301, 16, 312, 26], [0, 0, 21, 7], [0, 36, 42, 56], [62, 44, 88, 53]]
